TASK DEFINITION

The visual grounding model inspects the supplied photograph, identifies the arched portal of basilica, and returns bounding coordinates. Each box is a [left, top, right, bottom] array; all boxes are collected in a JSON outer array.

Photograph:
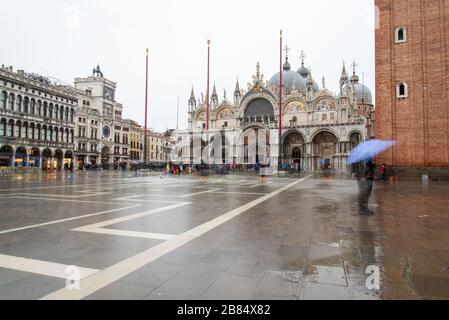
[[283, 131, 305, 170], [311, 131, 338, 171]]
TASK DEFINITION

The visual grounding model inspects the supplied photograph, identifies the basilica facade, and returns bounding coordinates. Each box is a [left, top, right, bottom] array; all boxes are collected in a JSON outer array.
[[174, 54, 375, 173]]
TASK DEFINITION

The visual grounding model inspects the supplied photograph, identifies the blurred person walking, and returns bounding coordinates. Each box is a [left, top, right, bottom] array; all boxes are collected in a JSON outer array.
[[357, 159, 375, 215]]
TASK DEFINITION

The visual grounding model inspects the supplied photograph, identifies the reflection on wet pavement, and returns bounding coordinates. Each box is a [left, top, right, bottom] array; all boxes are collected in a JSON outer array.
[[0, 173, 448, 300]]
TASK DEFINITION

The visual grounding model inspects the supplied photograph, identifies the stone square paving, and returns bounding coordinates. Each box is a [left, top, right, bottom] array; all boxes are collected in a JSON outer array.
[[0, 172, 448, 300]]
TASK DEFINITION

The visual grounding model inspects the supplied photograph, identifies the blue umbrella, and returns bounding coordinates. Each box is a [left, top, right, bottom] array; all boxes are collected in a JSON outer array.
[[348, 139, 397, 165]]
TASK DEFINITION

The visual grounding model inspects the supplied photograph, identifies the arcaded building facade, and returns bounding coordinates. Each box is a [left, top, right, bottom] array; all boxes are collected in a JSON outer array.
[[375, 0, 449, 170], [0, 66, 76, 170], [0, 64, 137, 171]]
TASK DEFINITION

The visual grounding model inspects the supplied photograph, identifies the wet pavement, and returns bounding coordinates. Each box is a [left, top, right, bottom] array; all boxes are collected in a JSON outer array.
[[0, 172, 448, 300]]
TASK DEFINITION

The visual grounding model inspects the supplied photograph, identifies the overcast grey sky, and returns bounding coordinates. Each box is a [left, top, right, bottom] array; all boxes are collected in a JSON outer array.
[[1, 0, 375, 131]]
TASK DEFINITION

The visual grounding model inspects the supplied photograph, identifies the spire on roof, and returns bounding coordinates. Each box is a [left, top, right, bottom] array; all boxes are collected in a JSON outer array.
[[342, 62, 348, 76], [300, 50, 306, 67], [212, 83, 218, 98], [92, 64, 103, 77], [352, 60, 357, 76], [307, 68, 314, 85], [234, 78, 240, 93], [350, 60, 360, 83], [283, 44, 291, 71], [297, 51, 309, 78]]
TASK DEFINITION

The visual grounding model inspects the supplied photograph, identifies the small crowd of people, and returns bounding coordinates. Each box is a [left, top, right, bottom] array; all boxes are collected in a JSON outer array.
[[165, 162, 186, 175]]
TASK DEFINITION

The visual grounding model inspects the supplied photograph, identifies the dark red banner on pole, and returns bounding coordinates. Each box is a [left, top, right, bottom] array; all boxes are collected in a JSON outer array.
[[144, 48, 149, 163], [279, 30, 283, 169], [279, 30, 283, 133], [206, 40, 211, 132]]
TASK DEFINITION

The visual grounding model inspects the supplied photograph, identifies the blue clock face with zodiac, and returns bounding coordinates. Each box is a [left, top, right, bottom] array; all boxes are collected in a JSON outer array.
[[103, 126, 111, 138]]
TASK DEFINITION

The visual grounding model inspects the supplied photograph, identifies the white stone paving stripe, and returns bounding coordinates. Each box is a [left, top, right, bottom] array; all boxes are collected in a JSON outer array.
[[0, 254, 99, 279], [0, 181, 127, 192], [0, 194, 18, 198], [15, 192, 111, 198], [114, 195, 149, 200], [0, 179, 188, 193], [4, 196, 133, 206], [212, 191, 268, 196], [0, 206, 141, 235], [73, 202, 191, 230], [179, 188, 224, 198], [41, 175, 312, 300], [112, 196, 188, 204], [78, 228, 176, 240]]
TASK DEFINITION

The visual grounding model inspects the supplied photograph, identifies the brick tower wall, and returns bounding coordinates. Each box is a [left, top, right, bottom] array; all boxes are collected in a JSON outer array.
[[375, 0, 449, 171]]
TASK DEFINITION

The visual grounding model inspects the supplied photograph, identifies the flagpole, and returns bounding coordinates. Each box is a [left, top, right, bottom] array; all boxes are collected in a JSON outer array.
[[204, 39, 211, 165], [206, 40, 211, 131], [144, 48, 149, 164], [177, 96, 179, 130], [278, 30, 283, 172]]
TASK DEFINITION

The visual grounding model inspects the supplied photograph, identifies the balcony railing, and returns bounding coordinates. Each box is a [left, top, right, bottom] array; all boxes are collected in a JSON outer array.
[[0, 109, 75, 126], [0, 136, 74, 149]]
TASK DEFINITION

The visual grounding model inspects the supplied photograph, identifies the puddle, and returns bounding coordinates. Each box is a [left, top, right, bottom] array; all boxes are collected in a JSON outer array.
[[305, 265, 347, 287]]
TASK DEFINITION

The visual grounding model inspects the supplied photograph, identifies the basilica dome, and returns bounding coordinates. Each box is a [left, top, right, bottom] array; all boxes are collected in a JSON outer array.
[[353, 83, 373, 104], [269, 58, 307, 93]]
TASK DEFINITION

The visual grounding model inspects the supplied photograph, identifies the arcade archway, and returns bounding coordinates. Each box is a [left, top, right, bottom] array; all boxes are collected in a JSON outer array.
[[64, 150, 73, 170], [311, 131, 338, 171], [241, 127, 270, 165], [15, 147, 27, 167], [54, 149, 63, 171], [189, 138, 206, 165], [0, 145, 14, 167], [42, 148, 53, 171], [283, 131, 305, 170], [29, 148, 41, 168], [349, 132, 363, 151], [101, 146, 111, 169]]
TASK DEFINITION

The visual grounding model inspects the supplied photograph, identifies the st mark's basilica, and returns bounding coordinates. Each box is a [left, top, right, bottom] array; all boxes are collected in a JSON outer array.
[[174, 52, 375, 173]]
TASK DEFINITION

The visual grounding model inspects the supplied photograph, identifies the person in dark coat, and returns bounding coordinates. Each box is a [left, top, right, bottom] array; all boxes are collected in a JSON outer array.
[[357, 159, 375, 215]]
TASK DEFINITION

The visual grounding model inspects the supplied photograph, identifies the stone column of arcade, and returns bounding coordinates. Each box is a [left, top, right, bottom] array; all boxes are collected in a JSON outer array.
[[305, 143, 312, 171]]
